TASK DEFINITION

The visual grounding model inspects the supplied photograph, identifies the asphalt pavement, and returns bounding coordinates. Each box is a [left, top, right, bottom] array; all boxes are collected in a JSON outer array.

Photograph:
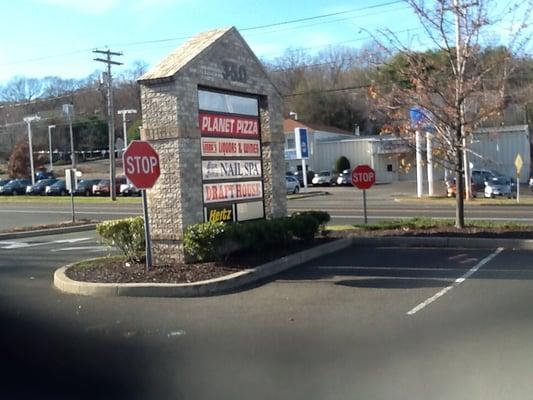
[[2, 181, 533, 231], [2, 231, 533, 399]]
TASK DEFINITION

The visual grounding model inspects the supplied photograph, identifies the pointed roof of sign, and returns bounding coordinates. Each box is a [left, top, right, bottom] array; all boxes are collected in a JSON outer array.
[[138, 27, 233, 83]]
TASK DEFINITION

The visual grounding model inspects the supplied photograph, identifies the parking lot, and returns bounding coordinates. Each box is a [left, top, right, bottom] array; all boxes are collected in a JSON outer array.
[[2, 231, 533, 399]]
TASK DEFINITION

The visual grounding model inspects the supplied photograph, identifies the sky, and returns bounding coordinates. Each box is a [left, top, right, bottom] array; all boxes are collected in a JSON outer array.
[[0, 0, 530, 83]]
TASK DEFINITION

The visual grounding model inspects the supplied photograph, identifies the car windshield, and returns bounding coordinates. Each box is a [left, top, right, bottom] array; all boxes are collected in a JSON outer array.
[[490, 177, 510, 185], [318, 172, 329, 177], [51, 181, 65, 187]]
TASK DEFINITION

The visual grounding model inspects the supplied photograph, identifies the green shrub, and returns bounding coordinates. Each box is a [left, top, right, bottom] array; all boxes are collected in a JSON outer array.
[[183, 212, 327, 262], [289, 214, 320, 241], [335, 156, 350, 173], [183, 221, 227, 262], [96, 217, 145, 262], [293, 210, 331, 226]]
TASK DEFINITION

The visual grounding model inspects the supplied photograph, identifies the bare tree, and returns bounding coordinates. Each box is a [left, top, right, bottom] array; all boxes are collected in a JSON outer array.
[[371, 0, 532, 228], [0, 76, 44, 102]]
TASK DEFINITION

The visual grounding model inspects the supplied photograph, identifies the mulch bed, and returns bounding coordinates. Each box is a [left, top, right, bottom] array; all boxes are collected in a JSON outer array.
[[66, 238, 334, 284], [65, 226, 533, 284]]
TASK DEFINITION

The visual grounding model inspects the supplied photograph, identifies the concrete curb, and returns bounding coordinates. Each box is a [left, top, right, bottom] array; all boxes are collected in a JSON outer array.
[[53, 237, 353, 297], [288, 191, 330, 200], [0, 223, 97, 240]]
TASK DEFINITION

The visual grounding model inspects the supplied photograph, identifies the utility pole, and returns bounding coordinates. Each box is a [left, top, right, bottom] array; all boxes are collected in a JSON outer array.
[[94, 49, 123, 201], [62, 104, 75, 169]]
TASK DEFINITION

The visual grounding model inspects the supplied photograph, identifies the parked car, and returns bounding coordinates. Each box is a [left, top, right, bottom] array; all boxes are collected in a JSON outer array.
[[471, 168, 502, 187], [45, 179, 68, 196], [285, 176, 300, 194], [120, 182, 141, 196], [0, 178, 11, 189], [336, 169, 352, 186], [529, 176, 533, 192], [73, 179, 101, 196], [484, 176, 516, 198], [26, 178, 58, 195], [93, 177, 127, 196], [293, 170, 315, 187], [35, 170, 55, 181], [445, 177, 484, 198], [0, 179, 32, 195], [312, 170, 335, 186]]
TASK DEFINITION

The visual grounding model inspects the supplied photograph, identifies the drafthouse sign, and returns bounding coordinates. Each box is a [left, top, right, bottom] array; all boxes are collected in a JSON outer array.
[[199, 88, 265, 223]]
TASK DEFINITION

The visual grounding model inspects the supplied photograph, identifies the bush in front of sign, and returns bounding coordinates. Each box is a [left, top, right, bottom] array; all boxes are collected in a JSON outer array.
[[183, 221, 228, 262], [96, 217, 145, 262], [289, 214, 320, 241]]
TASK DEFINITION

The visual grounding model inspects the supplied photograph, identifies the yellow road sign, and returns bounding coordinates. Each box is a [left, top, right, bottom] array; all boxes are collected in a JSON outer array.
[[515, 154, 523, 173]]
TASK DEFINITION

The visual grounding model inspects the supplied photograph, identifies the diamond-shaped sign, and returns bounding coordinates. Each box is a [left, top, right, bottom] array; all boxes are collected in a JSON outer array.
[[515, 154, 523, 174]]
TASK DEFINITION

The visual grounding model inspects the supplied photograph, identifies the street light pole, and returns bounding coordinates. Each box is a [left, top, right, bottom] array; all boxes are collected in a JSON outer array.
[[117, 109, 137, 150], [48, 125, 56, 171], [63, 104, 75, 169], [24, 115, 41, 185]]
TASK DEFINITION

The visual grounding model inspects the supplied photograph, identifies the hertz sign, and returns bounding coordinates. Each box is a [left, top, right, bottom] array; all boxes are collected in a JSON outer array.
[[205, 205, 234, 223]]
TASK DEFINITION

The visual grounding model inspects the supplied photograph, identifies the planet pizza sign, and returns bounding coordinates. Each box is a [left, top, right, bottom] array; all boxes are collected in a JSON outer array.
[[199, 89, 264, 222]]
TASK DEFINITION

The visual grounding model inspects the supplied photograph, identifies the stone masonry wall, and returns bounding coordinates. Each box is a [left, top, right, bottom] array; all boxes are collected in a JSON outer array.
[[140, 28, 286, 263]]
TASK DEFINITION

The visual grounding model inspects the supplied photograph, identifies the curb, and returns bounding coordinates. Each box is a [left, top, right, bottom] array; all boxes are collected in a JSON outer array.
[[53, 237, 353, 297], [288, 191, 330, 200], [53, 234, 533, 298], [0, 223, 97, 240]]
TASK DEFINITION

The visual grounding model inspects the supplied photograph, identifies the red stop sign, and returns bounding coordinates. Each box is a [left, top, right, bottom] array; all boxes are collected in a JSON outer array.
[[123, 140, 160, 189], [352, 165, 376, 189]]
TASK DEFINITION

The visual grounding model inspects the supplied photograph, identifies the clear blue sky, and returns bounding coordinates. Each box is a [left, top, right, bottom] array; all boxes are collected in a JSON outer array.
[[0, 0, 529, 83]]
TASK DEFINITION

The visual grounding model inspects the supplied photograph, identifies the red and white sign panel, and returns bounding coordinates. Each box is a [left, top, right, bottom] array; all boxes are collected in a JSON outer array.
[[123, 140, 160, 189], [203, 181, 263, 204], [352, 164, 376, 190], [201, 137, 261, 157], [199, 111, 259, 138]]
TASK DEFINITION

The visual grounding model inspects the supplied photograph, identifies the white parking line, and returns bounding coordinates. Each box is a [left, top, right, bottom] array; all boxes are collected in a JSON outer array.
[[406, 247, 503, 316]]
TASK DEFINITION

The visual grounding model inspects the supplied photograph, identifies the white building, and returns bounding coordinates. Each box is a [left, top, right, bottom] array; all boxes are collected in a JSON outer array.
[[285, 120, 530, 183]]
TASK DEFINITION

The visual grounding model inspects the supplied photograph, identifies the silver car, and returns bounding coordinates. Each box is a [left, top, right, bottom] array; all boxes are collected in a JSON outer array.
[[484, 176, 516, 198], [285, 176, 300, 194]]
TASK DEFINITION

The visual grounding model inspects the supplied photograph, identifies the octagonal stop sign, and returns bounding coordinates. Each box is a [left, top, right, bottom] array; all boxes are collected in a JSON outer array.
[[123, 140, 160, 189], [352, 164, 376, 190]]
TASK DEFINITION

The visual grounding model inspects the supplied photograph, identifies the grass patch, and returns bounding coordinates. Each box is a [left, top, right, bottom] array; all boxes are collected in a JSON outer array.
[[397, 196, 533, 206], [0, 195, 141, 204], [352, 217, 532, 231]]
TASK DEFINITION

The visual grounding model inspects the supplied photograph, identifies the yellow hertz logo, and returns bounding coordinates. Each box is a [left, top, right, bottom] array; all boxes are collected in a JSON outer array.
[[208, 208, 232, 222]]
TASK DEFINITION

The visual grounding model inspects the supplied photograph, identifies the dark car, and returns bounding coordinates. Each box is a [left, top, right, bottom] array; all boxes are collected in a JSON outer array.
[[0, 179, 32, 195], [93, 177, 127, 196], [73, 179, 101, 196], [26, 178, 58, 195], [35, 170, 56, 181], [0, 178, 11, 189], [294, 170, 315, 186], [45, 179, 68, 196]]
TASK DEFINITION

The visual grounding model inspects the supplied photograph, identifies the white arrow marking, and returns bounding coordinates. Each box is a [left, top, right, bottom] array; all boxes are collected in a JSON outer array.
[[0, 237, 91, 250], [51, 246, 109, 253]]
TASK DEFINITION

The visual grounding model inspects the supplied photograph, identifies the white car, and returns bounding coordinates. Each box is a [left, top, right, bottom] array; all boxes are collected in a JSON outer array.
[[285, 176, 300, 194], [312, 171, 334, 186], [120, 183, 141, 196]]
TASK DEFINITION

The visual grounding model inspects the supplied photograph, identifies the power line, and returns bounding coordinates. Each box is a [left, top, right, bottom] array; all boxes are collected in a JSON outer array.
[[0, 1, 406, 68]]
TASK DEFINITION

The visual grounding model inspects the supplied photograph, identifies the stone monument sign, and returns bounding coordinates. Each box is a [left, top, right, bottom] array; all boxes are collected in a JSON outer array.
[[138, 27, 286, 264]]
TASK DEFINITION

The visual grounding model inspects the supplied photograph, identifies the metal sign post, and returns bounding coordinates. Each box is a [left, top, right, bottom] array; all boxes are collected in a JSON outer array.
[[362, 189, 368, 224], [141, 189, 153, 271], [515, 154, 523, 204]]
